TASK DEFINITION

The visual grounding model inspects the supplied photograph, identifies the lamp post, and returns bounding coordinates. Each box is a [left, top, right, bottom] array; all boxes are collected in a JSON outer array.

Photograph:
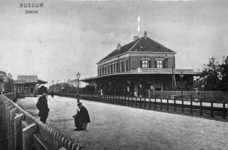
[[180, 72, 184, 101], [76, 72, 80, 103]]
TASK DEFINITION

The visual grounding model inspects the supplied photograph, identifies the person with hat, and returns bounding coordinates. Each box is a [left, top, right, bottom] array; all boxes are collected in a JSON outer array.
[[36, 92, 50, 124], [73, 102, 90, 131]]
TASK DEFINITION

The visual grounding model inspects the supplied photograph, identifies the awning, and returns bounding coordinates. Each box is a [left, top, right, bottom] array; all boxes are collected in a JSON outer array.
[[81, 68, 201, 83]]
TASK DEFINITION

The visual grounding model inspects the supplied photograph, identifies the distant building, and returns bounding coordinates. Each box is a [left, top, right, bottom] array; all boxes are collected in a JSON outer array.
[[49, 82, 76, 94], [66, 79, 78, 87], [82, 31, 200, 97], [14, 75, 47, 98]]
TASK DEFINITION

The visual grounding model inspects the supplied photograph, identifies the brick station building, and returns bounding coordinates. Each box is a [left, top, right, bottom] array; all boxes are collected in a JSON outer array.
[[81, 31, 199, 97]]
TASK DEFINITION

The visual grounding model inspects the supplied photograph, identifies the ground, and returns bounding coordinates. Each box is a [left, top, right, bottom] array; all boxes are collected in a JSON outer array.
[[16, 95, 228, 150]]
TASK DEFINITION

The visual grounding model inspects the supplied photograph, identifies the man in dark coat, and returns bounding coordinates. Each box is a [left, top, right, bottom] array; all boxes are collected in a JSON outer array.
[[36, 92, 50, 124], [73, 103, 90, 131]]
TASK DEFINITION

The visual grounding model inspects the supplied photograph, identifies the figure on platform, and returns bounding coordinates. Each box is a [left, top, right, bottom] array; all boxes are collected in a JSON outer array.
[[73, 102, 90, 131], [51, 91, 54, 98], [36, 92, 50, 124]]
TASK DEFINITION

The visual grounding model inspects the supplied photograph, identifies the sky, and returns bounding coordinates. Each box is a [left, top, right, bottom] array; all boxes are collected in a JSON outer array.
[[0, 0, 227, 87]]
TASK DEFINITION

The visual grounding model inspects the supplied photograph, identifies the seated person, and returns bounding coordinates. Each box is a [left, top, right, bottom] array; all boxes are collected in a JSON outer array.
[[73, 102, 90, 131]]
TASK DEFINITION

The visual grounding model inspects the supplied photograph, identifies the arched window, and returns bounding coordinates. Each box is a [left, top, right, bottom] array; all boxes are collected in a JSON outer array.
[[112, 63, 115, 74], [120, 60, 123, 72], [124, 59, 127, 72]]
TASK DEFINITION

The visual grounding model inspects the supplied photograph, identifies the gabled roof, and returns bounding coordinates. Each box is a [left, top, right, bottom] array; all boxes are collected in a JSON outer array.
[[18, 75, 38, 83], [17, 75, 48, 84], [14, 80, 26, 84], [98, 34, 175, 64], [38, 79, 48, 84]]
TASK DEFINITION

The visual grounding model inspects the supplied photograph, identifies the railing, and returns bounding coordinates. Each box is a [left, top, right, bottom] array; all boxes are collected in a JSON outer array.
[[154, 91, 228, 102], [56, 93, 228, 120], [0, 93, 81, 150]]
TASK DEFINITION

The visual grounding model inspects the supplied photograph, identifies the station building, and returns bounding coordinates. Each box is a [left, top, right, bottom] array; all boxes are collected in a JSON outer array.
[[81, 32, 199, 97], [14, 75, 47, 98]]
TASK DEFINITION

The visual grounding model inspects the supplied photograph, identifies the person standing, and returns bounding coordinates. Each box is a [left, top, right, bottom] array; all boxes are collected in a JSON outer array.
[[51, 91, 54, 98], [73, 103, 90, 131], [36, 92, 50, 124]]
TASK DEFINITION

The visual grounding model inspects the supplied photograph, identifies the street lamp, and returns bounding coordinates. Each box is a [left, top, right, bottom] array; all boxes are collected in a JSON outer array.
[[180, 72, 184, 101], [76, 72, 80, 103]]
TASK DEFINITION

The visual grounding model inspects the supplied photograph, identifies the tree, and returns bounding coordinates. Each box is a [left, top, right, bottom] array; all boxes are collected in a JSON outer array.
[[219, 56, 228, 91], [0, 71, 14, 92], [0, 76, 4, 84], [0, 71, 7, 91], [199, 56, 228, 91], [200, 57, 220, 91]]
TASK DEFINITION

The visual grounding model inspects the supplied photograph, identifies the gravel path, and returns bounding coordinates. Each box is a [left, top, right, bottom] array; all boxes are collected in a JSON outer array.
[[16, 95, 228, 150]]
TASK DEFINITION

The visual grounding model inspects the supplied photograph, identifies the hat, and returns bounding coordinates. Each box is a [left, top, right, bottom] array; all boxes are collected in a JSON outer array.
[[77, 102, 82, 106]]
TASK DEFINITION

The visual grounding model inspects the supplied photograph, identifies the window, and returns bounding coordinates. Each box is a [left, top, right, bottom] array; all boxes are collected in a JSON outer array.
[[109, 64, 111, 74], [157, 60, 163, 68], [124, 59, 127, 72], [112, 63, 114, 74], [18, 85, 23, 93], [114, 62, 117, 73], [104, 65, 106, 75], [140, 59, 151, 68], [120, 61, 122, 73], [142, 60, 149, 68], [98, 67, 100, 76], [122, 61, 124, 72], [105, 65, 107, 75]]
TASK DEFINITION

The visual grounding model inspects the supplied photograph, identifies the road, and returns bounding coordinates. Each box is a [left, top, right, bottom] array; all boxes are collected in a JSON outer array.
[[16, 95, 228, 150]]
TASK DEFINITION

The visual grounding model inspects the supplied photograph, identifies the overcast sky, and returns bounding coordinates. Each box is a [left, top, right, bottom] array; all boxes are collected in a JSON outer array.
[[0, 0, 227, 86]]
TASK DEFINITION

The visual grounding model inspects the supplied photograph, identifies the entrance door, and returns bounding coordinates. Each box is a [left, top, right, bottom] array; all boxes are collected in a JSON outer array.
[[154, 81, 163, 91], [30, 87, 34, 93]]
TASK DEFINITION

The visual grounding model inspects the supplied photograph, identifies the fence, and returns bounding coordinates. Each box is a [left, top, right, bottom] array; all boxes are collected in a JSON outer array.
[[0, 93, 82, 150], [56, 93, 228, 120], [154, 91, 228, 102]]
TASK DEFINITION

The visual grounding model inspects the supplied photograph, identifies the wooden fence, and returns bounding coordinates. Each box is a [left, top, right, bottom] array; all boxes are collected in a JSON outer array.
[[0, 93, 82, 150], [56, 93, 228, 120], [152, 91, 228, 102]]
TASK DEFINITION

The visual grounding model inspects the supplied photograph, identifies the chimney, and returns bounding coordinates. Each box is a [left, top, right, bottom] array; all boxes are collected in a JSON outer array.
[[144, 31, 147, 39], [117, 43, 121, 50], [133, 36, 139, 41]]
